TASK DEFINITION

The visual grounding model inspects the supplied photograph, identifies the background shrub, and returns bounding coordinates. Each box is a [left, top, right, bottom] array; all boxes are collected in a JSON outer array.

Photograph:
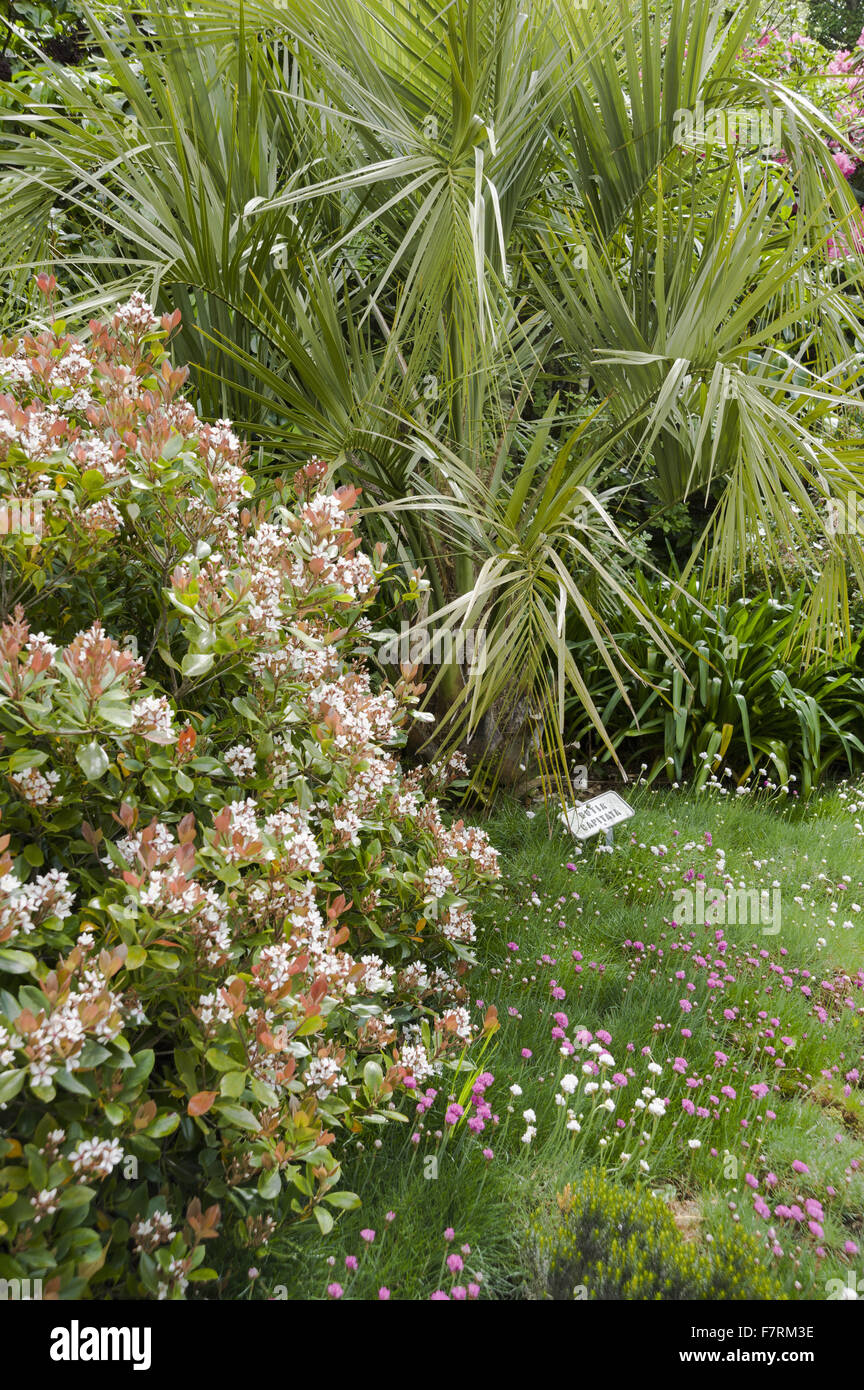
[[567, 573, 864, 791], [808, 0, 864, 49]]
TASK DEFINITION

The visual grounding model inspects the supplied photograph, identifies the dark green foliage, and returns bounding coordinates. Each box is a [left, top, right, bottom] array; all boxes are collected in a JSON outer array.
[[807, 0, 864, 48]]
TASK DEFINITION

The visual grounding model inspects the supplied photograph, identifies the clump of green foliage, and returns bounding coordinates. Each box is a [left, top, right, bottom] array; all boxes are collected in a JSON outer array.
[[533, 1172, 787, 1301]]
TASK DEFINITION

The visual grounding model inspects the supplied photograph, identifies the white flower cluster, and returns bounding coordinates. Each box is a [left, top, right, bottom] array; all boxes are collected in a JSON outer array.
[[25, 631, 59, 665], [77, 497, 124, 536], [137, 871, 230, 966], [29, 1187, 60, 1222], [0, 356, 34, 385], [360, 954, 395, 994], [440, 903, 477, 944], [306, 1054, 347, 1099], [309, 673, 400, 753], [224, 743, 256, 779], [261, 806, 322, 874], [9, 765, 61, 806], [70, 436, 124, 477], [196, 989, 235, 1033], [424, 865, 454, 900], [131, 1210, 174, 1254], [0, 868, 74, 942], [111, 291, 160, 336], [22, 965, 125, 1089], [130, 694, 176, 744], [398, 1024, 436, 1082], [68, 1136, 125, 1179], [289, 493, 376, 601]]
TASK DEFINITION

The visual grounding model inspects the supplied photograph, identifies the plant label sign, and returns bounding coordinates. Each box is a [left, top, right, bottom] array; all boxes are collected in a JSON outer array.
[[562, 790, 634, 841]]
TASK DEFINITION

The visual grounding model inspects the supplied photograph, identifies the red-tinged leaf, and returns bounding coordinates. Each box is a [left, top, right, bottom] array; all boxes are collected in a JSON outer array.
[[188, 1091, 217, 1117], [177, 725, 197, 757]]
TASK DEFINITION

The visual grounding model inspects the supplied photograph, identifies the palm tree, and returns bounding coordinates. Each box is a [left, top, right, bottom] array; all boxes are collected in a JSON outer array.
[[2, 0, 863, 793]]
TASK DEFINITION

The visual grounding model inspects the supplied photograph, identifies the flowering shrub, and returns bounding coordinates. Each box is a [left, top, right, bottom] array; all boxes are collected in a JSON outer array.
[[0, 285, 500, 1298], [735, 28, 864, 201], [534, 1171, 786, 1300]]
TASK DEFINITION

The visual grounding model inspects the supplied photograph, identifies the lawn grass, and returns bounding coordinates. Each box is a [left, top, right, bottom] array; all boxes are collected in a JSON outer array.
[[254, 782, 864, 1301]]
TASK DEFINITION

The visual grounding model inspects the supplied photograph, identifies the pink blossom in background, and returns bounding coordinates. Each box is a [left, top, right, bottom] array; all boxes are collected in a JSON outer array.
[[832, 148, 857, 178]]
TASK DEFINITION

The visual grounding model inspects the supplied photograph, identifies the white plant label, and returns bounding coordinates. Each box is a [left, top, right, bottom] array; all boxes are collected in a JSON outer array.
[[561, 790, 634, 841]]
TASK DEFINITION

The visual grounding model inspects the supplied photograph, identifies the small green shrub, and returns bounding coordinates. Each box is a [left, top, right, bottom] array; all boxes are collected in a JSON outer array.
[[533, 1172, 787, 1300]]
